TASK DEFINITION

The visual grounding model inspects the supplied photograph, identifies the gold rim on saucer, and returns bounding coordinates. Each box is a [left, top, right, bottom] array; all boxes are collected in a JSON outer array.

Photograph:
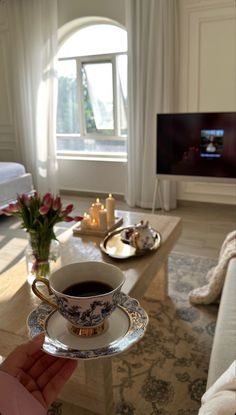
[[27, 292, 149, 360]]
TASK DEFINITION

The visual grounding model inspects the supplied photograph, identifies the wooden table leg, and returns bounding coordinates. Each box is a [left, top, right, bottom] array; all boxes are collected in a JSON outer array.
[[59, 357, 115, 415], [145, 258, 168, 300]]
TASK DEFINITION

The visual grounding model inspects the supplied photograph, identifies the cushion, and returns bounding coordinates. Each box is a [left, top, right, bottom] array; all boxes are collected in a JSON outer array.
[[198, 361, 236, 414]]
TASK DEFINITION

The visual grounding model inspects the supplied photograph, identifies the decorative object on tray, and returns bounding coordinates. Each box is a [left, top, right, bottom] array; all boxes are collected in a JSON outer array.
[[73, 193, 123, 237], [100, 221, 161, 259], [73, 216, 123, 237], [2, 192, 82, 283], [121, 220, 157, 250], [27, 292, 149, 359]]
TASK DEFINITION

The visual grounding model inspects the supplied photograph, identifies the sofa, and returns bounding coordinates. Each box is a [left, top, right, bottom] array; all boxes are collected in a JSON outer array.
[[198, 256, 236, 414], [0, 162, 34, 211]]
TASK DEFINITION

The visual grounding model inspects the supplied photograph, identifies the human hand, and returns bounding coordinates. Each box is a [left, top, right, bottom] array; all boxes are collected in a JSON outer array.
[[0, 333, 77, 409]]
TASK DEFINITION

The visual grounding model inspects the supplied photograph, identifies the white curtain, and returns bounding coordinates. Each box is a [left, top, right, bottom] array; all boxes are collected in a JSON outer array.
[[7, 0, 58, 194], [125, 0, 179, 210]]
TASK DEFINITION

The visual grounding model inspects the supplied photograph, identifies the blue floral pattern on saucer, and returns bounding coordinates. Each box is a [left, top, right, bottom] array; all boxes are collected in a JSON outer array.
[[27, 292, 149, 359]]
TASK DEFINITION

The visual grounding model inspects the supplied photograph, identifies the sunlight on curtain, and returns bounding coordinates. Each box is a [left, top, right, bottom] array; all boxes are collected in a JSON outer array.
[[125, 0, 179, 210], [7, 0, 58, 194]]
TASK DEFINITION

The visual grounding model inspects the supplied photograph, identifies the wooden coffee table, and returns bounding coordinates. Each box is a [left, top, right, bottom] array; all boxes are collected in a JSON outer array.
[[0, 210, 182, 415]]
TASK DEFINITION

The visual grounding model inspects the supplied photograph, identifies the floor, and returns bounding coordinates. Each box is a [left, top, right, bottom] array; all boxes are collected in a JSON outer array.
[[0, 195, 235, 274]]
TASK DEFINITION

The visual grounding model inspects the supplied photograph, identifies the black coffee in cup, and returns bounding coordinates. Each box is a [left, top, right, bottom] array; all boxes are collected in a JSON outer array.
[[62, 280, 113, 297]]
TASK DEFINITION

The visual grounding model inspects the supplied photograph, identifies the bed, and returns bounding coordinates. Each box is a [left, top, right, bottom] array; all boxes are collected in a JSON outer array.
[[0, 162, 34, 211]]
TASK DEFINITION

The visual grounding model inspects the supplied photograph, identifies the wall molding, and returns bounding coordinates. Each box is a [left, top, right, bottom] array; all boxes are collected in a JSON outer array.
[[0, 0, 7, 31], [178, 0, 236, 204]]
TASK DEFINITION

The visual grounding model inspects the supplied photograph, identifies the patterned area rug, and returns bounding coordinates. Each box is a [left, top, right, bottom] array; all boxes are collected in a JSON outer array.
[[49, 252, 218, 415], [112, 252, 218, 415]]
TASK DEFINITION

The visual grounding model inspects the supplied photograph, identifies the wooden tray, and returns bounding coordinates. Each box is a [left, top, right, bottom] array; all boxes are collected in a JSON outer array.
[[73, 216, 123, 238]]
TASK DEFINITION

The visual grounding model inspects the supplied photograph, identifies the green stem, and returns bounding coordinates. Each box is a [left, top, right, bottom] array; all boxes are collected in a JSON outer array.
[[29, 232, 53, 278]]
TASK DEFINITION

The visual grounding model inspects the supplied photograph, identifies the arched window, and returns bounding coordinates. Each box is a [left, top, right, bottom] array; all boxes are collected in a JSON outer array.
[[56, 23, 127, 158]]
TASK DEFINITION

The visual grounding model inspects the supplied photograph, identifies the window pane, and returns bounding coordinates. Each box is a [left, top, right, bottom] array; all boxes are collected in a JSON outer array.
[[57, 60, 80, 134], [58, 25, 127, 58], [82, 62, 114, 135]]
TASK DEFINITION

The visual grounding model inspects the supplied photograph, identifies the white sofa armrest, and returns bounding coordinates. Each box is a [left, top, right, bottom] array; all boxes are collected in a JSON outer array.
[[207, 257, 236, 389]]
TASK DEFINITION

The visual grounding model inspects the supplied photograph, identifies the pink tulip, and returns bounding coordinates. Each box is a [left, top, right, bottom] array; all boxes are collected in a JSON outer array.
[[52, 196, 61, 210], [64, 204, 74, 214], [43, 192, 53, 208], [9, 203, 20, 213], [2, 202, 20, 216], [22, 193, 30, 207], [39, 206, 49, 215], [64, 216, 74, 222], [74, 216, 83, 222], [1, 208, 12, 216]]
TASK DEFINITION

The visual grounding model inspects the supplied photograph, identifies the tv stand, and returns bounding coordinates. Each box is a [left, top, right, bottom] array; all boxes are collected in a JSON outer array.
[[152, 176, 165, 214]]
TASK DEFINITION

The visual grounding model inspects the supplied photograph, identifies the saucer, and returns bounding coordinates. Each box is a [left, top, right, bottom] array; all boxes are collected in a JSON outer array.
[[27, 292, 149, 359]]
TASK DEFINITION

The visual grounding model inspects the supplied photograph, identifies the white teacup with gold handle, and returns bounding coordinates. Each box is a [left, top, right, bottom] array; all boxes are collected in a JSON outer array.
[[32, 261, 125, 337]]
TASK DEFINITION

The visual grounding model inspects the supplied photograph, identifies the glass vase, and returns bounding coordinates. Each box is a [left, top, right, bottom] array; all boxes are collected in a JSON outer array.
[[25, 233, 61, 285]]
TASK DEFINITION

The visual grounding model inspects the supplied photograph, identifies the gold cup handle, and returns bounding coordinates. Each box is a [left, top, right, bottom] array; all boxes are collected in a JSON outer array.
[[32, 277, 58, 309]]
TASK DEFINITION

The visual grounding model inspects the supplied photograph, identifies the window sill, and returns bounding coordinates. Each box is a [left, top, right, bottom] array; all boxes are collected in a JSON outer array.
[[57, 152, 127, 163]]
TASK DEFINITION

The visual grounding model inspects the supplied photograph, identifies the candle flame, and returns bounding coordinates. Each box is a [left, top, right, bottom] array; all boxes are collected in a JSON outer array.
[[101, 205, 104, 210], [84, 212, 87, 217], [92, 218, 96, 224], [109, 193, 112, 198], [96, 198, 100, 203]]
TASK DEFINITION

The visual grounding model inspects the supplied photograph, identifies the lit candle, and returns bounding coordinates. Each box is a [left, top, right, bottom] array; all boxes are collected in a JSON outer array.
[[98, 205, 107, 230], [89, 203, 95, 221], [81, 212, 91, 229], [90, 218, 98, 229], [93, 198, 102, 223], [105, 193, 115, 224]]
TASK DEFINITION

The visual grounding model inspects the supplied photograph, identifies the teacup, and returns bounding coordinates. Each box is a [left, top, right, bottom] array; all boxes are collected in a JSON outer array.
[[32, 261, 125, 337], [131, 221, 155, 251]]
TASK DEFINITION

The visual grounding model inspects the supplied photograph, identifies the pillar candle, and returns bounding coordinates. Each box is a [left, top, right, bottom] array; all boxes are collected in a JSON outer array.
[[98, 206, 107, 230], [105, 193, 115, 224], [81, 212, 91, 229], [90, 218, 98, 230], [89, 204, 95, 221], [93, 198, 102, 223]]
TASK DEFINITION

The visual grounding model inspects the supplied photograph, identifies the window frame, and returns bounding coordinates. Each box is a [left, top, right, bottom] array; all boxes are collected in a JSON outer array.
[[56, 51, 127, 160]]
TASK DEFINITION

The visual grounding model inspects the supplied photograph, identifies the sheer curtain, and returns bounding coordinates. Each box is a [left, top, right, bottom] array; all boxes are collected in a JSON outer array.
[[125, 0, 179, 210], [7, 0, 58, 194]]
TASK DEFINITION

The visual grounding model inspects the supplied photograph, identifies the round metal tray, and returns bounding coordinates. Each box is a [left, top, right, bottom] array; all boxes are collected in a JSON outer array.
[[100, 225, 161, 259]]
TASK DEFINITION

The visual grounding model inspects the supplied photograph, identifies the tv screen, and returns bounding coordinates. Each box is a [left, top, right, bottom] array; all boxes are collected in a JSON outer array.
[[156, 112, 236, 180]]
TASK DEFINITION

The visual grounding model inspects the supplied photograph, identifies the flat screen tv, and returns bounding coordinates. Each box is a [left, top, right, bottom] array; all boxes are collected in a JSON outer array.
[[156, 112, 236, 183]]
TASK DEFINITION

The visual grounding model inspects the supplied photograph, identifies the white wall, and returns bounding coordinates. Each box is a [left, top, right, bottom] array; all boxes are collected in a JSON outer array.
[[58, 157, 126, 195], [58, 0, 126, 27], [0, 0, 235, 203], [177, 0, 236, 204]]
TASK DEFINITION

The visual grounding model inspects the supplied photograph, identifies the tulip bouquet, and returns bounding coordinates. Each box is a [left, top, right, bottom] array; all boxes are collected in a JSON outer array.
[[3, 192, 82, 279]]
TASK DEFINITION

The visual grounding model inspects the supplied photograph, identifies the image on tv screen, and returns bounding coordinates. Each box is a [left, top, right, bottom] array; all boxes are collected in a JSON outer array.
[[156, 112, 236, 179], [200, 129, 224, 159]]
